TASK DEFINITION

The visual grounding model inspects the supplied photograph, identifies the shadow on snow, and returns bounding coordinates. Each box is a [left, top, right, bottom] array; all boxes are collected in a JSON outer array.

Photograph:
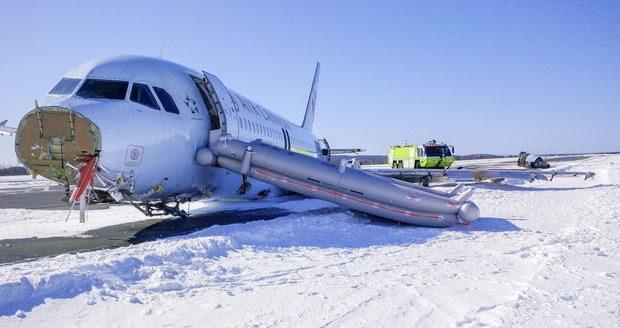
[[473, 183, 614, 192], [183, 207, 520, 249], [0, 210, 519, 317]]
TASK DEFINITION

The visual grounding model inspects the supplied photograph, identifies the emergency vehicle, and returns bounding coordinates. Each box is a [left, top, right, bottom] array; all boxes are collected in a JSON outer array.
[[388, 140, 455, 169]]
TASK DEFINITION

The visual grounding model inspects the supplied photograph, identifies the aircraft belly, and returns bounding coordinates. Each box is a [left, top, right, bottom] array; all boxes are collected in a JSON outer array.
[[193, 165, 283, 200]]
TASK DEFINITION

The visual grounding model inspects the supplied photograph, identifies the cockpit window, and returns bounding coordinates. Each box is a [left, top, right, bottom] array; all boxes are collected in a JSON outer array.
[[425, 146, 452, 157], [76, 79, 128, 100], [48, 78, 81, 95], [130, 83, 159, 110], [153, 87, 179, 114]]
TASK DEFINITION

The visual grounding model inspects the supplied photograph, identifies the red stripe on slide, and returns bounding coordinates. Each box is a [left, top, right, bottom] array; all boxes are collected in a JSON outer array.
[[255, 169, 441, 220]]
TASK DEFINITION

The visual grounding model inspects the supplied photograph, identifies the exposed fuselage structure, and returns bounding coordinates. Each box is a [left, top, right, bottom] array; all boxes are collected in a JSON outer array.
[[15, 56, 479, 227]]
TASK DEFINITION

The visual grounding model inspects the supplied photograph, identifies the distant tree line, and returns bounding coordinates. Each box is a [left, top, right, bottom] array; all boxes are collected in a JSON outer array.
[[0, 166, 28, 176]]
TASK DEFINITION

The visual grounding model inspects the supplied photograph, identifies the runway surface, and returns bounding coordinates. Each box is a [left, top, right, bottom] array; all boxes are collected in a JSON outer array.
[[0, 187, 292, 264]]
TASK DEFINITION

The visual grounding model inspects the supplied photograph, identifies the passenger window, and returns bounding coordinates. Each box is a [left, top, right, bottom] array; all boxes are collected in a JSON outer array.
[[130, 83, 159, 110], [153, 87, 180, 114], [76, 79, 128, 100]]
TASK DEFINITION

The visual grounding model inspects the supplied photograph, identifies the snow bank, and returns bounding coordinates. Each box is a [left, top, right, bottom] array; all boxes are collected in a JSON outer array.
[[189, 209, 520, 248], [0, 154, 617, 327], [0, 236, 237, 317]]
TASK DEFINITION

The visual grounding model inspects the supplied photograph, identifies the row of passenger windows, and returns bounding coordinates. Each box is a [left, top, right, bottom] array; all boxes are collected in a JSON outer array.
[[50, 77, 289, 143], [49, 78, 179, 114], [240, 117, 282, 140], [231, 93, 287, 127]]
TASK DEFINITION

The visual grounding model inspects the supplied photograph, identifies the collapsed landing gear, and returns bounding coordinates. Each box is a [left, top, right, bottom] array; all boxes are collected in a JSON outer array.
[[421, 174, 432, 187], [149, 202, 189, 218], [124, 194, 189, 218], [257, 189, 271, 199]]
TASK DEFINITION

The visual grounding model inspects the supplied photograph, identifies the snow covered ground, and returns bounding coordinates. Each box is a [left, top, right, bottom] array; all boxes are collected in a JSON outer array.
[[0, 154, 618, 327], [0, 175, 163, 239]]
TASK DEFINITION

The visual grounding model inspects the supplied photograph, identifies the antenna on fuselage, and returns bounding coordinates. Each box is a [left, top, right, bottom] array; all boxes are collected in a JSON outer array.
[[158, 46, 165, 59]]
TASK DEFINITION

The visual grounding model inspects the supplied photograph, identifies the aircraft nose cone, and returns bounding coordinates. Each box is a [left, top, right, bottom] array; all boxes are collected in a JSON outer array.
[[458, 201, 480, 223], [15, 106, 101, 184]]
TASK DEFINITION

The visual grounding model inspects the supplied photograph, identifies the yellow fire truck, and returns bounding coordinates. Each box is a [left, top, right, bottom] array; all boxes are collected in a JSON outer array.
[[388, 140, 455, 169]]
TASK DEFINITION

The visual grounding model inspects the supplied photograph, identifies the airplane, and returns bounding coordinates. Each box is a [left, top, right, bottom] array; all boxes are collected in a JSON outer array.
[[0, 120, 16, 135], [14, 55, 481, 228], [364, 165, 594, 186], [354, 152, 594, 186], [517, 151, 550, 169]]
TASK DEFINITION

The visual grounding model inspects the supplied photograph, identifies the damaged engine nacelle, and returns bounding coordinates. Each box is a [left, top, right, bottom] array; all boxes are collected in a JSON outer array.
[[518, 152, 551, 169]]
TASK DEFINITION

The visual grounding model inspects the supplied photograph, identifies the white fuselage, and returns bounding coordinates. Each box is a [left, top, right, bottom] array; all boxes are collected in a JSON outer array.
[[15, 56, 484, 227], [24, 56, 321, 202], [0, 121, 16, 135]]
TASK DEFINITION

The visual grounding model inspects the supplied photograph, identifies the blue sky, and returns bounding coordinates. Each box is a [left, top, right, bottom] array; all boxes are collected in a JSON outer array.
[[1, 1, 619, 166]]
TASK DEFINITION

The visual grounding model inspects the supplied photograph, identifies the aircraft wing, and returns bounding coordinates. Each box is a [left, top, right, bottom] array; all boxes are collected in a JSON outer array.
[[365, 167, 595, 185], [0, 124, 16, 136], [0, 120, 16, 135], [330, 148, 365, 155]]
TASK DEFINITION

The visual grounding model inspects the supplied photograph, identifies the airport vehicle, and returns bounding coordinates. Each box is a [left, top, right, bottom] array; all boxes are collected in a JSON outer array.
[[388, 140, 455, 169], [0, 120, 16, 136], [14, 56, 479, 227]]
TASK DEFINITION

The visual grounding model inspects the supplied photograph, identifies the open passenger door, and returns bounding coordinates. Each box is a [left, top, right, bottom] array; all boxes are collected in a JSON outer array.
[[192, 73, 228, 145]]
